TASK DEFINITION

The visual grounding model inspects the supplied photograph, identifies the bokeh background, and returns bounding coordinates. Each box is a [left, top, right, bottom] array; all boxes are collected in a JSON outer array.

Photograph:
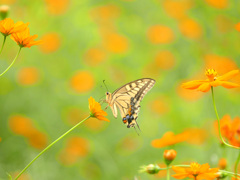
[[0, 0, 240, 179]]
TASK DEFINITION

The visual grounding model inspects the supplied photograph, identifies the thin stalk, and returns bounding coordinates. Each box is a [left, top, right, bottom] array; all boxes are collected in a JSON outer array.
[[235, 151, 240, 178], [211, 87, 240, 149], [14, 115, 91, 180], [166, 165, 170, 180], [0, 47, 21, 77], [0, 35, 6, 55]]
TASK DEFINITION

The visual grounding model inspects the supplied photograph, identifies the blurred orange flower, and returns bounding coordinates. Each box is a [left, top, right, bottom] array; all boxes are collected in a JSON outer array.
[[214, 115, 240, 147], [59, 137, 89, 165], [182, 69, 240, 92], [0, 18, 28, 36], [147, 25, 174, 44], [151, 132, 185, 148], [178, 18, 202, 39], [11, 27, 42, 48], [152, 128, 207, 148], [235, 23, 240, 32], [172, 162, 219, 180], [70, 71, 95, 93], [89, 96, 109, 122], [205, 0, 228, 9]]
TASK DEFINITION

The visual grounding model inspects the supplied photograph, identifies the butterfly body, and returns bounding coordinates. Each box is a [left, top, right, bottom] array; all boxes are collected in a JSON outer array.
[[105, 78, 155, 128]]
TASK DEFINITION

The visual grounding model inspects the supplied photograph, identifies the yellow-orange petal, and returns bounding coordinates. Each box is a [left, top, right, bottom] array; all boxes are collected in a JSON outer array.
[[182, 80, 206, 89], [217, 70, 239, 81], [199, 163, 210, 173], [172, 166, 187, 174], [220, 81, 240, 89], [197, 83, 211, 92], [96, 115, 110, 122]]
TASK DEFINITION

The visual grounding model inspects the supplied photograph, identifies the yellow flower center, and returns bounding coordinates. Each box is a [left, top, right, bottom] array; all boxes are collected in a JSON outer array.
[[190, 162, 201, 176], [205, 69, 218, 81]]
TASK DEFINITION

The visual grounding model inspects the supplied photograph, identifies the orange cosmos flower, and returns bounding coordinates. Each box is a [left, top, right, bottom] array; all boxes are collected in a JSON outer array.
[[11, 27, 42, 48], [88, 96, 109, 122], [172, 162, 219, 180], [0, 18, 28, 36], [182, 69, 240, 92], [214, 115, 240, 147]]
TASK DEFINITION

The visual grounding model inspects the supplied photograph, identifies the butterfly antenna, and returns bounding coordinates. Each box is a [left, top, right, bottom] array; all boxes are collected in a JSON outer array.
[[103, 80, 109, 92]]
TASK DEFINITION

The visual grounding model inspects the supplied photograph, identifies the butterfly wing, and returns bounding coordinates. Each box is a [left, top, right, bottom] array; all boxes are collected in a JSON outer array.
[[110, 78, 155, 128]]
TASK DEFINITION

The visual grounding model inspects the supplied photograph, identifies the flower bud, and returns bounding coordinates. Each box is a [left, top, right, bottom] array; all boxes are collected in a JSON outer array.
[[218, 158, 227, 170], [0, 5, 9, 19], [217, 171, 228, 179], [164, 149, 177, 165], [139, 164, 161, 174]]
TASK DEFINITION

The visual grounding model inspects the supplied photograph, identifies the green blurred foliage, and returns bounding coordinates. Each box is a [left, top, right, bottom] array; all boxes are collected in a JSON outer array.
[[0, 0, 240, 179]]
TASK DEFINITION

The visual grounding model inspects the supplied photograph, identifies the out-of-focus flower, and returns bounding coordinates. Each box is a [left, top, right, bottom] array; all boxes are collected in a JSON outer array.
[[147, 25, 174, 44], [139, 164, 161, 174], [205, 0, 228, 9], [58, 137, 89, 165], [182, 69, 240, 92], [89, 96, 109, 122], [163, 149, 177, 165], [17, 67, 40, 85], [45, 0, 70, 15], [214, 115, 240, 147], [178, 18, 202, 39], [11, 27, 42, 48], [151, 128, 207, 148], [0, 18, 28, 36], [163, 0, 193, 21], [235, 23, 240, 32], [154, 51, 175, 70], [218, 158, 227, 170], [0, 5, 9, 19], [172, 162, 219, 180], [9, 115, 48, 149], [39, 33, 61, 53], [102, 32, 129, 54], [204, 55, 238, 75], [151, 131, 185, 148], [70, 71, 95, 93], [84, 47, 107, 67]]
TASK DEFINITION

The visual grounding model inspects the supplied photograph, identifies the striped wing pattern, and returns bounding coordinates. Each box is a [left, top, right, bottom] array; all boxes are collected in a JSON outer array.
[[110, 78, 155, 128]]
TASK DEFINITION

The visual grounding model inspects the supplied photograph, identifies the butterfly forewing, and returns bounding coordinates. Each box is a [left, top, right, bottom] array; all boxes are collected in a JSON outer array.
[[107, 78, 156, 128]]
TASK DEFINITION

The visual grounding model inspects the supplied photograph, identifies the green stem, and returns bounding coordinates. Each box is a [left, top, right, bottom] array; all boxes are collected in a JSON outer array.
[[0, 35, 6, 55], [235, 151, 240, 178], [14, 115, 91, 180], [167, 165, 170, 180], [0, 47, 21, 77], [211, 87, 240, 149]]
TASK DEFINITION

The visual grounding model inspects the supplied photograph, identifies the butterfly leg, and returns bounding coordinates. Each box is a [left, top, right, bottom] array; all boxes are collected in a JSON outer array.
[[104, 104, 109, 110]]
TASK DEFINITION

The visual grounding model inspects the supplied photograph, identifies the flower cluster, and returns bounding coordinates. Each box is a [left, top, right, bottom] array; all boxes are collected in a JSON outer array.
[[140, 69, 240, 180], [0, 18, 41, 48]]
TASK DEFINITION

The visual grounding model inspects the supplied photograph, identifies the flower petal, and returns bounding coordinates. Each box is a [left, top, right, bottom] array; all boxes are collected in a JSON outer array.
[[172, 166, 187, 173], [199, 163, 210, 173], [218, 70, 239, 81], [182, 80, 207, 90], [172, 173, 189, 179], [220, 81, 240, 89], [197, 83, 211, 92]]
